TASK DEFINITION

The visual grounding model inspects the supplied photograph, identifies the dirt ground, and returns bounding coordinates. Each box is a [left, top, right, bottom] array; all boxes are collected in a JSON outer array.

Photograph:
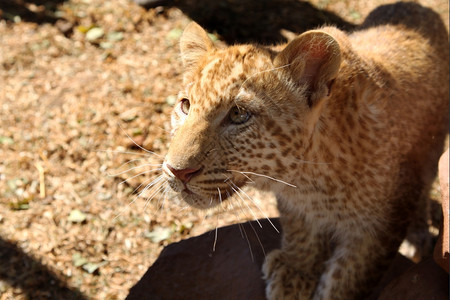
[[0, 0, 448, 299]]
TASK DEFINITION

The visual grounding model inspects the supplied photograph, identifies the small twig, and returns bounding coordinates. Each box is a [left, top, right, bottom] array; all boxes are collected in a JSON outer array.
[[35, 162, 46, 198]]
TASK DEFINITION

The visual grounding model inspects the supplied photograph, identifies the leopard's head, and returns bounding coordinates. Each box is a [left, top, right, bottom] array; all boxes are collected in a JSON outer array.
[[163, 22, 341, 208]]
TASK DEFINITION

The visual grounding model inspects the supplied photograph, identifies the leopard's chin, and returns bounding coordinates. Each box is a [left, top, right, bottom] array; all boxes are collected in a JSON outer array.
[[179, 190, 217, 209]]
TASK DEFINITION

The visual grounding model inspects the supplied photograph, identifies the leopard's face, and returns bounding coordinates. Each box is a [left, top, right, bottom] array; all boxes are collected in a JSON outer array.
[[162, 22, 340, 209], [162, 46, 311, 209]]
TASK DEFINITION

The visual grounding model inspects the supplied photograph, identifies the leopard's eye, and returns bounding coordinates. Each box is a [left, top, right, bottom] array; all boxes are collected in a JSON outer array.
[[180, 98, 190, 115], [229, 106, 251, 124]]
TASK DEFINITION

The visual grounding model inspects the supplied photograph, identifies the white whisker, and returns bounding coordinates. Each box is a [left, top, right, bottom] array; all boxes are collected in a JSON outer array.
[[217, 187, 223, 205], [227, 182, 262, 228], [95, 149, 154, 157], [118, 169, 161, 185], [129, 175, 160, 197], [238, 172, 254, 183], [232, 202, 258, 262], [114, 157, 152, 170], [143, 182, 166, 211], [237, 220, 245, 239], [113, 176, 161, 221], [209, 195, 214, 207], [232, 183, 280, 234], [118, 123, 163, 158], [239, 223, 254, 262], [158, 184, 170, 211], [227, 170, 297, 188], [114, 196, 138, 220], [247, 220, 266, 257], [113, 176, 163, 220], [108, 164, 162, 177], [213, 222, 218, 252], [156, 125, 171, 134], [177, 204, 190, 212], [234, 190, 253, 221], [139, 175, 164, 197]]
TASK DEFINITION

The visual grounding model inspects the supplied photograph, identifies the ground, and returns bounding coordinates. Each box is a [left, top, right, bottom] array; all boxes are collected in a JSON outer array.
[[0, 0, 448, 299]]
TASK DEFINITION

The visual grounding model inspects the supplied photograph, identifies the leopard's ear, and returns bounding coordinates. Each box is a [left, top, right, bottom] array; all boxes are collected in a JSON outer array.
[[274, 30, 341, 107], [180, 22, 215, 71]]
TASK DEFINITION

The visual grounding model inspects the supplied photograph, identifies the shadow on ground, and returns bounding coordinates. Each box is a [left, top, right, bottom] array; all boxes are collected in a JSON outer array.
[[0, 0, 66, 23], [0, 237, 86, 300], [141, 0, 356, 44]]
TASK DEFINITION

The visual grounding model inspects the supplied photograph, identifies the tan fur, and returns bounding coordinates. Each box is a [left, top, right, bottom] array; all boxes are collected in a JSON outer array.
[[162, 2, 449, 299]]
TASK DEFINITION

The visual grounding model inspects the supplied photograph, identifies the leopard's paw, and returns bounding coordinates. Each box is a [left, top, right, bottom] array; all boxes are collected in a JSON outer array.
[[263, 249, 316, 300]]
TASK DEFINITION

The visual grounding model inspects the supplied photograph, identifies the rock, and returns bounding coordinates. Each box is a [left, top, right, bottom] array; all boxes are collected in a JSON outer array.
[[378, 258, 448, 300], [434, 149, 449, 273], [126, 218, 420, 299], [126, 219, 281, 300]]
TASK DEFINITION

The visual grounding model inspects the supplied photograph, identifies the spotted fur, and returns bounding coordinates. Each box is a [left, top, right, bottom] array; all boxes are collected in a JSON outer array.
[[162, 3, 449, 299]]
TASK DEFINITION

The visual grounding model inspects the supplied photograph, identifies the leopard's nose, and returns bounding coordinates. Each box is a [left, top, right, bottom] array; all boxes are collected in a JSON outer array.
[[166, 164, 201, 184]]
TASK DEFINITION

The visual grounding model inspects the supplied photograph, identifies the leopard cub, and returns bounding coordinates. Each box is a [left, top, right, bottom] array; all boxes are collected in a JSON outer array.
[[162, 2, 449, 299]]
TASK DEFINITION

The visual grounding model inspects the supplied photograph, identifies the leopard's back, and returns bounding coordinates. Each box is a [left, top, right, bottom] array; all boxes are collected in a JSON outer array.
[[349, 2, 449, 189]]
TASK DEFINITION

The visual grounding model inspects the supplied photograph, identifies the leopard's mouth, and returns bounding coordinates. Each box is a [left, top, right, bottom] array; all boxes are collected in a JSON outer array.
[[162, 163, 247, 209]]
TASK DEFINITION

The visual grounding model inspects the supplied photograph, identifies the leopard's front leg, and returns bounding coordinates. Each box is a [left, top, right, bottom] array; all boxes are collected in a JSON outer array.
[[312, 229, 399, 300], [263, 214, 328, 300], [263, 208, 400, 300], [263, 249, 319, 300]]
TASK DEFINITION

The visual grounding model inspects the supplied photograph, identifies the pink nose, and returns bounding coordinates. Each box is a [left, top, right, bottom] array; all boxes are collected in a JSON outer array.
[[167, 165, 201, 184]]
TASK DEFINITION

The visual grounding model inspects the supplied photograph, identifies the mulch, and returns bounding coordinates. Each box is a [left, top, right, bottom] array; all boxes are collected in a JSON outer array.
[[0, 0, 447, 299]]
